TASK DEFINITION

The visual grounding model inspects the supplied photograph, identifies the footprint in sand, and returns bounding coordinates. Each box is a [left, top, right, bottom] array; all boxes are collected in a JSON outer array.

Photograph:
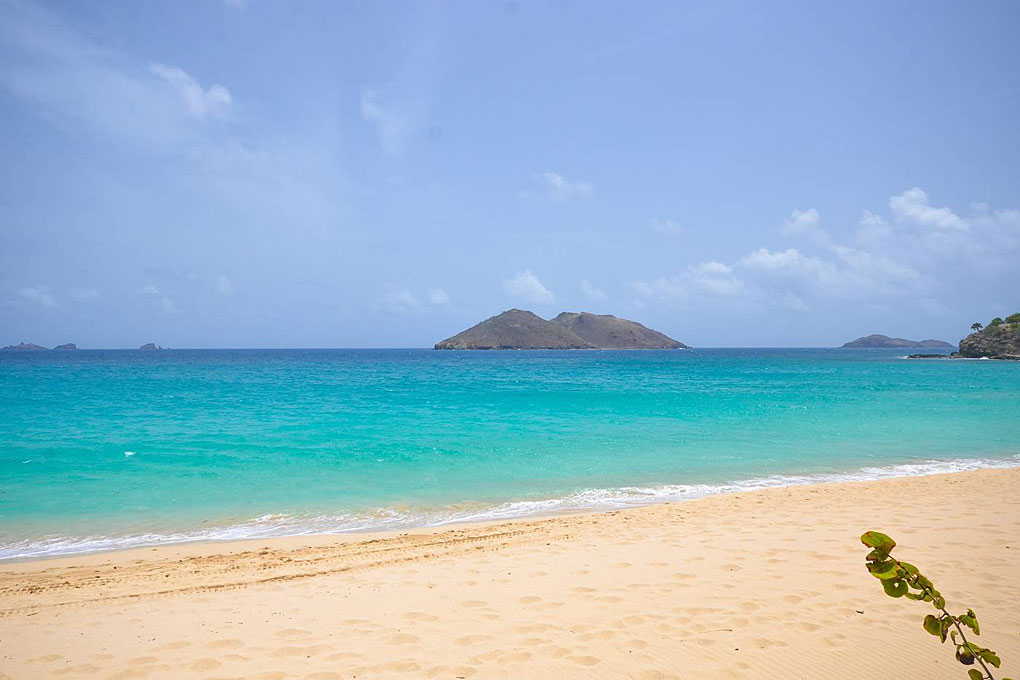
[[205, 638, 244, 649], [186, 658, 221, 672], [274, 628, 312, 639], [402, 611, 439, 622], [569, 655, 601, 666], [517, 595, 542, 604], [26, 654, 63, 664], [454, 635, 492, 647], [382, 633, 421, 645]]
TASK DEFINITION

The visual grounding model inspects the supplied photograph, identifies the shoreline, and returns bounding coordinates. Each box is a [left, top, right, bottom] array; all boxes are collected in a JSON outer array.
[[2, 467, 1018, 678], [3, 452, 1019, 564], [3, 452, 1018, 564]]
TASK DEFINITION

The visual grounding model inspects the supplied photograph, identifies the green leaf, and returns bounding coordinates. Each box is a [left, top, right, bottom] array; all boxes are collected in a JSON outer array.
[[969, 670, 984, 680], [867, 560, 900, 580], [960, 614, 980, 635], [861, 531, 896, 554], [923, 615, 942, 637], [904, 592, 924, 600], [939, 616, 950, 643], [932, 595, 945, 609], [978, 649, 1000, 668], [897, 561, 919, 576], [882, 579, 907, 598]]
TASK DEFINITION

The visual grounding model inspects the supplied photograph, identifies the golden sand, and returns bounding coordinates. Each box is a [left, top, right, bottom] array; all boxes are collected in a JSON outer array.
[[2, 467, 1018, 679]]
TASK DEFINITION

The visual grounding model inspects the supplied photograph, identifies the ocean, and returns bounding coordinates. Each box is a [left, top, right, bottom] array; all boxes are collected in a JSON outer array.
[[1, 348, 1017, 560]]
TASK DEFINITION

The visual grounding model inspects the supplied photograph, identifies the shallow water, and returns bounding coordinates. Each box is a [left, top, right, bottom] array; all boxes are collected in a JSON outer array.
[[1, 348, 1017, 559]]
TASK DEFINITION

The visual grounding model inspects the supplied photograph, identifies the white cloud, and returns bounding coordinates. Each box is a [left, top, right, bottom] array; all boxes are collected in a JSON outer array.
[[890, 188, 966, 231], [781, 208, 827, 242], [374, 288, 421, 314], [533, 172, 593, 200], [427, 288, 451, 306], [137, 284, 161, 298], [67, 286, 101, 302], [149, 62, 232, 118], [20, 284, 57, 308], [503, 270, 555, 304], [651, 218, 683, 235], [580, 280, 608, 302], [215, 275, 236, 297]]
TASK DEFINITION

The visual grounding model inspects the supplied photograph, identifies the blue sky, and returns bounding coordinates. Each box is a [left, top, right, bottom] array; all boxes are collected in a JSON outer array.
[[1, 0, 1018, 348]]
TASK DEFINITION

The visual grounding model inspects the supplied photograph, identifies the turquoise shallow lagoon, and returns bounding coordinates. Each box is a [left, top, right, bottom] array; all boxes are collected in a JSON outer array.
[[1, 348, 1018, 559]]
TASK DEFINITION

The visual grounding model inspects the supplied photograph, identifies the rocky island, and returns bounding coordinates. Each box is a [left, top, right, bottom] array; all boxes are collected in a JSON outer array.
[[841, 334, 955, 349], [54, 343, 77, 350], [139, 343, 166, 350], [435, 309, 688, 350], [2, 342, 49, 350]]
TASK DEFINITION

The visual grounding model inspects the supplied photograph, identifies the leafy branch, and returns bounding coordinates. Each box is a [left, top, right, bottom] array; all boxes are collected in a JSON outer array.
[[861, 531, 1011, 680]]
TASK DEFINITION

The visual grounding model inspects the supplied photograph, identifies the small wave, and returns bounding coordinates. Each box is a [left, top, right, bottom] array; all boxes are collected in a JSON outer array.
[[124, 451, 136, 457], [2, 454, 1018, 561]]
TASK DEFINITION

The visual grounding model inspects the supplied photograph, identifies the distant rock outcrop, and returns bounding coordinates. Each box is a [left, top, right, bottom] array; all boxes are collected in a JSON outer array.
[[139, 343, 166, 350], [54, 343, 77, 350], [2, 342, 48, 350], [550, 312, 689, 349], [957, 316, 1020, 359], [841, 334, 955, 349], [435, 309, 687, 350]]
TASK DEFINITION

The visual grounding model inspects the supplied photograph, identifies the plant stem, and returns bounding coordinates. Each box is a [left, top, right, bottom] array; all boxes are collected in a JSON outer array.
[[889, 556, 995, 680]]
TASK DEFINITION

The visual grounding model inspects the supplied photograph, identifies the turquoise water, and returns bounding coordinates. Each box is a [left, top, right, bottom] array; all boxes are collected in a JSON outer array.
[[1, 348, 1018, 559]]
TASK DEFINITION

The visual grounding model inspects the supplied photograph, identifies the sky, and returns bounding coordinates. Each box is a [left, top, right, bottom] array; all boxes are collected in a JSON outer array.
[[1, 0, 1019, 348]]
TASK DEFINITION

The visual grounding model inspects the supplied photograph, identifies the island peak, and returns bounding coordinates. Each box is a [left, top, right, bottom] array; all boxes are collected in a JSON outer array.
[[436, 310, 688, 350], [841, 334, 954, 349]]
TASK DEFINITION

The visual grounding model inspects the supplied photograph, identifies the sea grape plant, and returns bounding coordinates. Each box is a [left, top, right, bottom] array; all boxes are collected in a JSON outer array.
[[861, 531, 1011, 680]]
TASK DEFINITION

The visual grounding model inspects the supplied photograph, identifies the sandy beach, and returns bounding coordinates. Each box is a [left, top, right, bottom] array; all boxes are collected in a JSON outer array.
[[1, 467, 1018, 679]]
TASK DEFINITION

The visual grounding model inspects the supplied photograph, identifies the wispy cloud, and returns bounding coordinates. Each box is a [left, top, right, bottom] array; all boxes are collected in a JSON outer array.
[[532, 172, 593, 200], [150, 62, 231, 118], [503, 270, 554, 304], [360, 88, 421, 156], [427, 288, 451, 306], [651, 218, 683, 235], [215, 275, 236, 297], [20, 284, 57, 308], [580, 280, 607, 302], [68, 287, 101, 302]]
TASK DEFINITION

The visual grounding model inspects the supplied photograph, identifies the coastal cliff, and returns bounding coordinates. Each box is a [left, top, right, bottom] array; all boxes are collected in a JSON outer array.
[[435, 309, 688, 350], [957, 315, 1020, 359]]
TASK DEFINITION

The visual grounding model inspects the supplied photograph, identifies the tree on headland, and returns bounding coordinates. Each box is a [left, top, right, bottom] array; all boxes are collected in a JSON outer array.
[[971, 323, 984, 332], [989, 318, 1004, 327], [1005, 313, 1020, 324]]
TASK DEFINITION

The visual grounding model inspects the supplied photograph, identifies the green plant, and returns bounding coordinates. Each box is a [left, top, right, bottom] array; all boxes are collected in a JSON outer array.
[[989, 317, 1004, 327], [861, 531, 1011, 680], [972, 323, 984, 332], [1005, 313, 1020, 324]]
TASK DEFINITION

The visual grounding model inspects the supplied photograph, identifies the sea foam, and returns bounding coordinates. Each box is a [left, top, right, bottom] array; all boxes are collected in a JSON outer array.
[[2, 453, 1016, 561]]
